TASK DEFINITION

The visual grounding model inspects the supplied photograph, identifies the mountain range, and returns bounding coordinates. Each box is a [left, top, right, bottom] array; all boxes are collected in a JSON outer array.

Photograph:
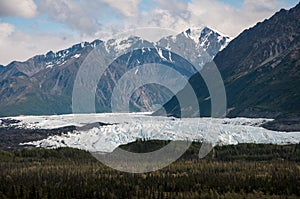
[[0, 27, 230, 116], [156, 2, 300, 126]]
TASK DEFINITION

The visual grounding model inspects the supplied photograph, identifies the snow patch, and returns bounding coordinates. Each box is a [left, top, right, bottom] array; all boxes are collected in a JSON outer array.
[[156, 48, 168, 61], [72, 54, 81, 59], [135, 68, 139, 74], [168, 51, 173, 62], [46, 62, 53, 69], [188, 28, 203, 43]]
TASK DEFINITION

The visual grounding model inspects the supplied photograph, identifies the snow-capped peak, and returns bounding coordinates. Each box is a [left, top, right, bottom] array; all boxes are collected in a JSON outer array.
[[204, 26, 232, 40], [104, 36, 147, 54], [184, 28, 204, 43]]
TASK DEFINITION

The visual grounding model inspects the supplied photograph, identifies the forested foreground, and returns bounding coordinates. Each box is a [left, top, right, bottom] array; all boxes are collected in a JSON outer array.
[[0, 142, 300, 199]]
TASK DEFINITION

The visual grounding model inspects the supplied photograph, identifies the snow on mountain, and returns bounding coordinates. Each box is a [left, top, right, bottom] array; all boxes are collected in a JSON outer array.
[[43, 40, 102, 68], [1, 26, 229, 79], [156, 27, 231, 70], [72, 54, 81, 59], [44, 26, 230, 70], [0, 26, 232, 117], [185, 28, 203, 43], [5, 113, 299, 153]]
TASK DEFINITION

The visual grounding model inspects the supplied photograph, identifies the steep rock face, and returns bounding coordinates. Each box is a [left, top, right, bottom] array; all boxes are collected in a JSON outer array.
[[0, 28, 230, 116], [216, 3, 300, 117], [158, 3, 300, 119], [216, 5, 300, 81]]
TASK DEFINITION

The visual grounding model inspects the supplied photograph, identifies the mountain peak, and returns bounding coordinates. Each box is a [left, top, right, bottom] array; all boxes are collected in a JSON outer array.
[[184, 27, 203, 43], [183, 27, 231, 46]]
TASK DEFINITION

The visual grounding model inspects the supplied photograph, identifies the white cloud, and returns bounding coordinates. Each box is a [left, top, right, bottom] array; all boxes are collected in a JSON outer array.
[[187, 0, 293, 37], [36, 0, 293, 38], [38, 0, 103, 35], [244, 0, 282, 12], [0, 23, 79, 65], [0, 23, 15, 39], [0, 0, 37, 18], [136, 9, 187, 31], [1, 0, 298, 65], [119, 0, 291, 38], [38, 0, 142, 36], [99, 0, 192, 40], [153, 0, 188, 14], [100, 0, 141, 17]]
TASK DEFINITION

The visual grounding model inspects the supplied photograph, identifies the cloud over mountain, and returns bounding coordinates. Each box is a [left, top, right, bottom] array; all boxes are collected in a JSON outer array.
[[0, 0, 37, 18], [0, 0, 298, 65]]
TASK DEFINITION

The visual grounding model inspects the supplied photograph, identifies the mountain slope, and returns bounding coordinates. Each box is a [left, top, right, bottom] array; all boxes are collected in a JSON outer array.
[[157, 3, 300, 120], [0, 41, 100, 116], [0, 27, 230, 116], [217, 3, 300, 117]]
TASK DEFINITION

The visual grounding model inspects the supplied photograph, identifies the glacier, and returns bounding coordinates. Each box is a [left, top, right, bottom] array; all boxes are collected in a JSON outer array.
[[1, 113, 298, 153]]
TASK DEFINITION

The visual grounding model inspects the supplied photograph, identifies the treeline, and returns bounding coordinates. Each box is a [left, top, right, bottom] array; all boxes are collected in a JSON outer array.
[[120, 140, 300, 162], [0, 143, 299, 198]]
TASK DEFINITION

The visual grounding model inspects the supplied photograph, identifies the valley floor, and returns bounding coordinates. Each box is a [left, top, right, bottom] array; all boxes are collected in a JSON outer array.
[[0, 142, 300, 199]]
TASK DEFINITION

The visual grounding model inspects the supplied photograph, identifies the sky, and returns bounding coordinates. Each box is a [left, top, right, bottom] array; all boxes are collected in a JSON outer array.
[[0, 0, 298, 65]]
